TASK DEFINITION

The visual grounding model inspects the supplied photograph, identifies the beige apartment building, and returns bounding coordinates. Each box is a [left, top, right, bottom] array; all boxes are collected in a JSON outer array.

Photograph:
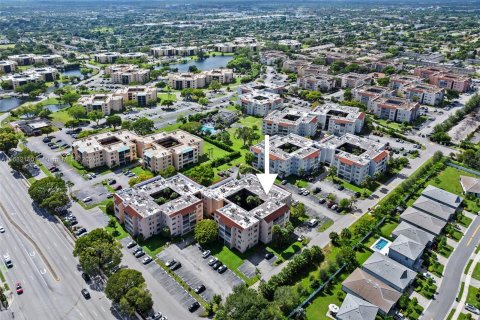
[[114, 86, 157, 107], [352, 85, 394, 109], [340, 73, 372, 89], [263, 108, 318, 137], [278, 39, 301, 50], [0, 67, 59, 89], [414, 67, 471, 92], [151, 46, 198, 57], [297, 74, 337, 92], [94, 52, 120, 64], [105, 64, 150, 84], [214, 37, 258, 53], [0, 60, 17, 73], [77, 94, 124, 115], [370, 97, 420, 123], [238, 90, 283, 116], [8, 54, 62, 66], [404, 83, 444, 106], [389, 75, 424, 90], [168, 69, 233, 90]]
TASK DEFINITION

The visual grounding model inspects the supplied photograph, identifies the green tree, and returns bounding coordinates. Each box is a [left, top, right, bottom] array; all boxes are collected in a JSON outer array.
[[159, 165, 176, 178], [105, 269, 145, 303], [234, 127, 259, 146], [106, 115, 122, 130], [8, 148, 36, 174], [131, 118, 154, 135], [377, 77, 390, 87], [188, 164, 214, 185], [327, 166, 337, 180], [179, 121, 202, 134], [340, 228, 352, 242], [244, 151, 255, 165], [336, 247, 357, 271], [68, 105, 86, 120], [62, 91, 81, 107], [87, 110, 104, 126], [343, 88, 352, 101], [290, 203, 306, 221], [329, 232, 340, 246], [198, 97, 210, 106], [119, 286, 153, 316], [28, 177, 68, 213], [194, 219, 219, 246], [209, 80, 222, 92], [0, 128, 19, 152], [73, 228, 122, 275], [339, 198, 351, 212]]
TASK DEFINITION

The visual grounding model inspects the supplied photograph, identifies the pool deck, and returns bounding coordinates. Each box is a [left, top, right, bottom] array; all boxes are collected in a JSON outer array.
[[370, 237, 392, 255]]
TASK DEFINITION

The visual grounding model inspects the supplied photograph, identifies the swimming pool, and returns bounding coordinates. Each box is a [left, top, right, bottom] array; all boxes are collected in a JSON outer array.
[[201, 124, 216, 134], [374, 238, 389, 250]]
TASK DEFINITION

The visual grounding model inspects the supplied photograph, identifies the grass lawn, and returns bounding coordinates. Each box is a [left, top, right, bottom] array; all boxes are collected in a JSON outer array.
[[277, 175, 309, 188], [428, 166, 480, 213], [457, 213, 473, 228], [379, 219, 400, 239], [466, 285, 480, 308], [157, 93, 177, 102], [458, 313, 475, 320], [50, 108, 73, 124], [472, 263, 480, 281], [449, 229, 463, 242], [339, 179, 375, 197], [267, 241, 304, 261], [414, 277, 437, 299], [317, 219, 334, 232], [138, 235, 170, 258], [0, 44, 15, 49], [105, 220, 129, 240], [429, 261, 445, 278], [158, 122, 182, 132], [305, 273, 348, 319], [465, 260, 474, 274], [458, 282, 465, 300], [130, 166, 154, 178], [436, 243, 454, 258], [204, 141, 231, 159]]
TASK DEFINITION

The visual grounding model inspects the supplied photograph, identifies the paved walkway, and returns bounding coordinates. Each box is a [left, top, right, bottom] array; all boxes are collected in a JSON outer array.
[[452, 250, 480, 319]]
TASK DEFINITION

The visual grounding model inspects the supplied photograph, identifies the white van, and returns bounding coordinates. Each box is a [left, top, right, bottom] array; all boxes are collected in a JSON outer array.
[[307, 219, 318, 227]]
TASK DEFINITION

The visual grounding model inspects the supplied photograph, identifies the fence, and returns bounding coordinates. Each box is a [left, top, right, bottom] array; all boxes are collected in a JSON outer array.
[[446, 162, 480, 176]]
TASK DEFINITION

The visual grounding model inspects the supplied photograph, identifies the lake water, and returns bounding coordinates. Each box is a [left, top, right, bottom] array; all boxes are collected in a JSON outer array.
[[164, 56, 233, 73], [62, 68, 84, 79], [0, 97, 25, 112], [44, 104, 68, 112]]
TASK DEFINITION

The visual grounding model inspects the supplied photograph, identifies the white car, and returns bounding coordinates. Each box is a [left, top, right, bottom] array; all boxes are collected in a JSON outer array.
[[82, 197, 92, 203], [0, 226, 5, 233]]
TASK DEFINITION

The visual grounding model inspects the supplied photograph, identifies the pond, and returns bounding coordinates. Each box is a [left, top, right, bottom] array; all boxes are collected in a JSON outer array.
[[43, 104, 69, 112], [62, 68, 84, 79], [163, 55, 233, 73], [0, 97, 25, 112]]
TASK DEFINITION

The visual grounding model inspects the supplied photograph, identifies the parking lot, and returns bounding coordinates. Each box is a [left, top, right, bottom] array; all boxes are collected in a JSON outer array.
[[158, 244, 244, 299], [119, 238, 204, 316]]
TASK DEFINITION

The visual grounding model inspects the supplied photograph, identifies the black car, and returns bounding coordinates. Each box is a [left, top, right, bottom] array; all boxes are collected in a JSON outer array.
[[75, 228, 87, 236], [188, 301, 200, 312], [165, 259, 176, 267], [42, 137, 51, 143], [194, 284, 205, 294], [132, 247, 142, 255], [170, 262, 182, 271], [212, 261, 222, 270], [265, 252, 274, 260], [218, 265, 228, 273], [319, 198, 326, 204], [82, 273, 90, 282], [108, 179, 116, 185], [337, 185, 344, 191], [81, 289, 90, 299], [127, 241, 136, 249]]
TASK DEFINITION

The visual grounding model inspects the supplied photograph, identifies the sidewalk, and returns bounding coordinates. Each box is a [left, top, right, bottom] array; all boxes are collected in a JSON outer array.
[[452, 251, 480, 319]]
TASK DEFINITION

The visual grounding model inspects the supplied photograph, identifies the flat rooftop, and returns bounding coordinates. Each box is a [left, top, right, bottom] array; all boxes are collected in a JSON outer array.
[[252, 133, 320, 161], [264, 108, 317, 126]]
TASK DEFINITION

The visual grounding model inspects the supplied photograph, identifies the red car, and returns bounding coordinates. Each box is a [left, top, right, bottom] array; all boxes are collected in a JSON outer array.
[[16, 283, 23, 294]]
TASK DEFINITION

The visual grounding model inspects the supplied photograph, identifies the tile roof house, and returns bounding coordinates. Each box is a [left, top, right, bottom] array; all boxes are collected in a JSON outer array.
[[412, 196, 455, 221], [391, 221, 435, 247], [362, 252, 417, 293], [336, 293, 379, 320], [342, 268, 401, 315], [399, 207, 447, 236], [421, 185, 463, 210], [388, 235, 425, 270], [460, 176, 480, 198]]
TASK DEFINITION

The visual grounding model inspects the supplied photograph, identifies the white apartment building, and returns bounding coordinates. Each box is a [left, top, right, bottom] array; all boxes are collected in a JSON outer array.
[[106, 64, 150, 84], [8, 54, 62, 66], [77, 94, 124, 115], [94, 52, 120, 64], [297, 74, 337, 92], [340, 73, 372, 89], [352, 85, 394, 109], [279, 39, 301, 50], [0, 67, 59, 89], [120, 52, 148, 60], [114, 86, 157, 107], [238, 90, 283, 116], [370, 97, 420, 123], [138, 130, 204, 172], [389, 75, 424, 90], [8, 54, 36, 66], [114, 174, 204, 239], [282, 59, 311, 73], [168, 69, 233, 90], [150, 46, 198, 57], [313, 103, 365, 135], [203, 175, 292, 253], [238, 82, 286, 95], [404, 83, 444, 106], [318, 134, 389, 185], [260, 51, 288, 66], [214, 37, 258, 53], [0, 60, 17, 73], [251, 134, 322, 178], [297, 65, 330, 77], [263, 108, 318, 137]]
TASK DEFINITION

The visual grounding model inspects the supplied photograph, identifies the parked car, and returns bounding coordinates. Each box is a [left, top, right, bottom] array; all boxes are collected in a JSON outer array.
[[108, 179, 116, 185], [135, 250, 145, 258], [81, 288, 90, 299], [16, 283, 23, 294], [307, 219, 318, 227], [143, 256, 153, 264], [127, 241, 137, 249], [132, 247, 142, 255], [170, 262, 182, 271], [202, 250, 211, 258], [114, 185, 122, 191], [337, 185, 344, 191], [194, 284, 206, 294], [265, 252, 274, 260], [331, 204, 338, 211], [75, 228, 87, 236], [82, 196, 92, 203], [218, 265, 228, 273], [0, 226, 5, 233], [165, 259, 176, 267], [318, 198, 326, 204], [208, 258, 218, 266], [212, 261, 222, 270], [281, 180, 288, 185], [466, 304, 480, 315], [188, 301, 200, 312]]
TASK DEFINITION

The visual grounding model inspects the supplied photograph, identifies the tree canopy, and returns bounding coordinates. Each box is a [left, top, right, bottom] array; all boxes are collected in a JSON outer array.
[[28, 176, 68, 213], [131, 118, 155, 135], [194, 219, 219, 246]]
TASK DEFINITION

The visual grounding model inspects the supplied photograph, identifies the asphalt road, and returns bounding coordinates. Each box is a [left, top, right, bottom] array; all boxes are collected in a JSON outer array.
[[422, 215, 480, 320], [0, 156, 119, 320]]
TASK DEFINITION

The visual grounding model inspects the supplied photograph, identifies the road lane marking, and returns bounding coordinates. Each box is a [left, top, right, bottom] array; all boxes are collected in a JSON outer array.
[[467, 224, 480, 246]]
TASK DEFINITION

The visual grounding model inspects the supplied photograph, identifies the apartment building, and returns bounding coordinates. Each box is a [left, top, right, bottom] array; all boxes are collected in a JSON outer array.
[[263, 108, 318, 137], [105, 64, 150, 84], [278, 39, 301, 50], [94, 52, 120, 64], [114, 86, 157, 107], [72, 130, 140, 169], [371, 61, 403, 72], [238, 90, 283, 116], [250, 134, 321, 178], [114, 174, 204, 239], [404, 83, 444, 106], [313, 103, 365, 135], [297, 74, 337, 92], [214, 37, 258, 53], [150, 46, 198, 57], [282, 59, 311, 73], [77, 94, 124, 115], [138, 130, 204, 172], [352, 85, 394, 109], [72, 129, 204, 170], [414, 67, 471, 92], [0, 60, 17, 73], [238, 82, 286, 95], [340, 73, 372, 89], [168, 69, 233, 90], [318, 134, 388, 185], [370, 97, 420, 123], [203, 175, 291, 253], [0, 67, 59, 89], [297, 65, 330, 77], [120, 52, 148, 60], [389, 75, 424, 90], [8, 54, 62, 66], [260, 51, 288, 66], [8, 54, 36, 66]]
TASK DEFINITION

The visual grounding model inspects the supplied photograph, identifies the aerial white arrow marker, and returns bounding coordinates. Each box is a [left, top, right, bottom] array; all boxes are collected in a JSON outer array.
[[256, 135, 278, 195]]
